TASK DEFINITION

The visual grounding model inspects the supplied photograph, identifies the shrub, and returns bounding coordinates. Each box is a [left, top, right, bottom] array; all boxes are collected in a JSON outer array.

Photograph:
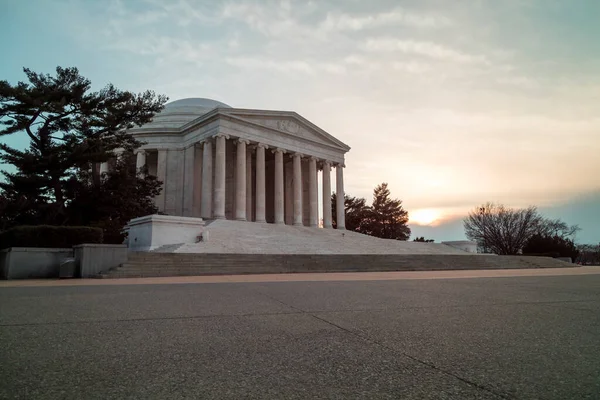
[[521, 252, 561, 258], [523, 234, 579, 260], [0, 225, 103, 249]]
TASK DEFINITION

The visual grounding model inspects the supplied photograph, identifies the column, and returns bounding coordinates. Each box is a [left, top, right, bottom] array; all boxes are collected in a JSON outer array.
[[201, 141, 213, 218], [336, 164, 346, 230], [135, 150, 146, 174], [246, 146, 253, 222], [255, 144, 267, 223], [322, 161, 332, 228], [192, 144, 203, 217], [235, 139, 248, 221], [308, 157, 318, 227], [156, 149, 168, 212], [213, 134, 227, 219], [273, 148, 285, 224], [292, 153, 303, 226]]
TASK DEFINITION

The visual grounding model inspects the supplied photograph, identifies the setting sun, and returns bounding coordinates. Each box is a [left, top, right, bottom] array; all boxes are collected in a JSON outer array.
[[410, 209, 442, 226]]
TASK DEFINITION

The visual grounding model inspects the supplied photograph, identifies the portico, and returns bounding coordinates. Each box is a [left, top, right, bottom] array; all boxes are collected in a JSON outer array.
[[129, 98, 350, 229]]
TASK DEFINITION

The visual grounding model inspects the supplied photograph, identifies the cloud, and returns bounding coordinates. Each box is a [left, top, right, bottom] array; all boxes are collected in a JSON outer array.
[[105, 36, 213, 66], [225, 57, 347, 75], [320, 8, 452, 31], [364, 38, 489, 64], [220, 2, 315, 39], [219, 2, 450, 41], [391, 61, 431, 74]]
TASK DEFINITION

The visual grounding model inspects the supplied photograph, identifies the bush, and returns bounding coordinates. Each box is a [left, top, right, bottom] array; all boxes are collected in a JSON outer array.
[[523, 234, 579, 260], [521, 252, 561, 258], [0, 225, 103, 249]]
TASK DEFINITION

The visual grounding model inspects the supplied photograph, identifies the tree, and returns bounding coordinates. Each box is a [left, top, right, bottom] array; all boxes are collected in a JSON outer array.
[[576, 244, 600, 265], [332, 183, 410, 240], [66, 153, 162, 243], [366, 183, 410, 240], [463, 202, 579, 255], [413, 237, 434, 243], [331, 193, 371, 232], [522, 234, 579, 260], [0, 66, 167, 235]]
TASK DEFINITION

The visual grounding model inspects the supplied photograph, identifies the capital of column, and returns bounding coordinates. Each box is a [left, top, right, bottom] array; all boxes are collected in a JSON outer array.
[[321, 160, 332, 170], [257, 143, 269, 149], [272, 148, 287, 154], [237, 138, 250, 145], [134, 149, 147, 155], [309, 156, 318, 162], [215, 133, 230, 140], [292, 152, 303, 159]]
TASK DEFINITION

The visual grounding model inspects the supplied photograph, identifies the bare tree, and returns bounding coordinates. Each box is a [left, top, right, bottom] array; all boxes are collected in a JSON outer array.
[[537, 218, 580, 239], [464, 203, 580, 255], [576, 244, 600, 265], [463, 203, 544, 255]]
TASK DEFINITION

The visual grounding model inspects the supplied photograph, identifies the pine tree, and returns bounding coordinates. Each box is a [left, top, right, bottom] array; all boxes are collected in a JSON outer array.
[[368, 183, 411, 240], [66, 153, 162, 243], [0, 66, 167, 232], [331, 193, 371, 232], [330, 183, 411, 240]]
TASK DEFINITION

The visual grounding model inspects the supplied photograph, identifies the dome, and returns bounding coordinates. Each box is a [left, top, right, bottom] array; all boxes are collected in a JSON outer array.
[[140, 98, 232, 130]]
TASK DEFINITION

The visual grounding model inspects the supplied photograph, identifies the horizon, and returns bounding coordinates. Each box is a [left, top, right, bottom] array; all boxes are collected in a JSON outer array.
[[1, 0, 599, 243]]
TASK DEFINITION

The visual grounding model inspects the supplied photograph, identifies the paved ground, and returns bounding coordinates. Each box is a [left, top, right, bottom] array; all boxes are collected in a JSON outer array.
[[1, 269, 599, 399]]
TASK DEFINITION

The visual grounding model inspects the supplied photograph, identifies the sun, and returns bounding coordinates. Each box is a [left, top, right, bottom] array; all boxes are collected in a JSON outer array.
[[410, 209, 442, 226]]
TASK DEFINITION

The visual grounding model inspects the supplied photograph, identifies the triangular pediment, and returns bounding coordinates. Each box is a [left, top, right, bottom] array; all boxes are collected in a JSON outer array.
[[220, 109, 350, 151]]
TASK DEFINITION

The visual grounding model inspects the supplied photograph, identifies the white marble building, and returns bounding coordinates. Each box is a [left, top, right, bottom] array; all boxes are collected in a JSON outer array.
[[129, 98, 350, 229]]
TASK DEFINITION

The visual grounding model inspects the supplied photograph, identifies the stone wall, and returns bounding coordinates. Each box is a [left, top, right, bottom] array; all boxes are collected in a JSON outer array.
[[1, 248, 73, 279], [73, 244, 128, 278]]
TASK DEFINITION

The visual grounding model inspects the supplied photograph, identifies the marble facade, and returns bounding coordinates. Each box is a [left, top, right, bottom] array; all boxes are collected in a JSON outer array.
[[128, 98, 351, 229]]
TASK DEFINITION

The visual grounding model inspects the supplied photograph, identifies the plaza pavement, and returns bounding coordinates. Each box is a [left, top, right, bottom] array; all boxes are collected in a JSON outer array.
[[1, 267, 599, 399]]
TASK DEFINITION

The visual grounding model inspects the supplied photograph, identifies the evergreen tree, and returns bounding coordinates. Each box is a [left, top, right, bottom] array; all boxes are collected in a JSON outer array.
[[0, 66, 167, 233], [66, 153, 162, 243], [368, 183, 411, 240], [331, 183, 411, 240], [331, 193, 371, 232]]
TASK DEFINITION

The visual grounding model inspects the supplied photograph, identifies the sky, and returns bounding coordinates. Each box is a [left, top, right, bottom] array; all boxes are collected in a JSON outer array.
[[1, 0, 599, 243]]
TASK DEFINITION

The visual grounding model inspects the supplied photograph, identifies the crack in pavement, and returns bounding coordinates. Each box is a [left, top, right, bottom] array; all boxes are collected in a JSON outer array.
[[256, 289, 513, 400], [0, 310, 305, 328]]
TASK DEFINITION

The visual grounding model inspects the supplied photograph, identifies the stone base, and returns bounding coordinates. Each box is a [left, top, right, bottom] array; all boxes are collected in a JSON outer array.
[[1, 247, 73, 279], [125, 215, 205, 252]]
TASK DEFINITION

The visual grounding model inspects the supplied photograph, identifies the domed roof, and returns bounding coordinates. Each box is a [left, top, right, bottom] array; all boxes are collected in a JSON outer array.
[[140, 98, 232, 130]]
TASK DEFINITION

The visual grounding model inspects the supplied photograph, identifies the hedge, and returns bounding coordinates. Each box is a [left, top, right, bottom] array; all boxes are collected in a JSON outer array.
[[0, 225, 103, 249], [522, 252, 561, 258]]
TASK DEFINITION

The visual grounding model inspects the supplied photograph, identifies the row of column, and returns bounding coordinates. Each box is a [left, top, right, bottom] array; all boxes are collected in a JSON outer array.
[[136, 134, 346, 229]]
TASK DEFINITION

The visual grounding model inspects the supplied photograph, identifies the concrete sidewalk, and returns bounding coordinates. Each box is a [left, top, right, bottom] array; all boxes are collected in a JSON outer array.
[[2, 271, 599, 399], [1, 265, 598, 287]]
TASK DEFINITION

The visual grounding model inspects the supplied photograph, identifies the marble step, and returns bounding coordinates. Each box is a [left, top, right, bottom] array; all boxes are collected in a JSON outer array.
[[101, 254, 572, 278]]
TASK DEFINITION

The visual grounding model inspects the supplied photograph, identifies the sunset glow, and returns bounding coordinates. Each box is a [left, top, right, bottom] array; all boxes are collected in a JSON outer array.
[[410, 209, 442, 226]]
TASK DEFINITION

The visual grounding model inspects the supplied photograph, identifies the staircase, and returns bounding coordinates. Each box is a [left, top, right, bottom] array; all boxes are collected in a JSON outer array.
[[172, 220, 470, 255], [98, 253, 573, 278]]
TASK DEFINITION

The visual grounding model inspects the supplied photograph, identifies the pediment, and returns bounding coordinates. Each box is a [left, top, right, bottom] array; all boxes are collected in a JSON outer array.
[[221, 109, 350, 151]]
